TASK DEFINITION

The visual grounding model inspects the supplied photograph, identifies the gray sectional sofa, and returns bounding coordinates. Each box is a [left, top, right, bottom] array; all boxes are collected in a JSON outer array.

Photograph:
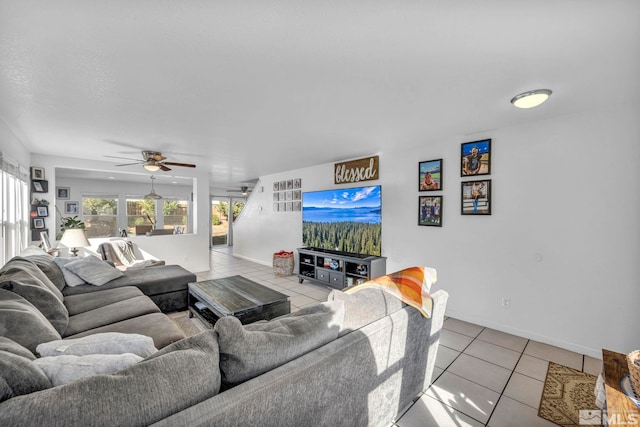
[[0, 248, 195, 351], [0, 255, 448, 427]]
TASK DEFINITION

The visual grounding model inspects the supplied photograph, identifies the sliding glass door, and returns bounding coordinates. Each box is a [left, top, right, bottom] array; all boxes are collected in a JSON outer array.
[[210, 197, 246, 247]]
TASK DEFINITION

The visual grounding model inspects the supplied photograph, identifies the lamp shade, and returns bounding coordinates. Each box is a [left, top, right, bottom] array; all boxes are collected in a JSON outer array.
[[60, 228, 90, 256]]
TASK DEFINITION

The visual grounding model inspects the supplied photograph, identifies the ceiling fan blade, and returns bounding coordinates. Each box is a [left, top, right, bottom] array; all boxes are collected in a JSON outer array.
[[162, 162, 196, 168], [159, 165, 172, 171], [105, 155, 141, 161], [115, 162, 143, 167]]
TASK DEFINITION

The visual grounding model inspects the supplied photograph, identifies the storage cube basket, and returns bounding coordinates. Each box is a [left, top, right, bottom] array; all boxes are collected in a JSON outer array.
[[273, 251, 294, 276]]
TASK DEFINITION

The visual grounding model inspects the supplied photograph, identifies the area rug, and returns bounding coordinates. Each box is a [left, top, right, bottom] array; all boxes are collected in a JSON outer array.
[[538, 361, 602, 427], [171, 312, 206, 337]]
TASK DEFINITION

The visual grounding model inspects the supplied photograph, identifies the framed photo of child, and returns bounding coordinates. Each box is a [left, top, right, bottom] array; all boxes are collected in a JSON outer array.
[[418, 159, 442, 191]]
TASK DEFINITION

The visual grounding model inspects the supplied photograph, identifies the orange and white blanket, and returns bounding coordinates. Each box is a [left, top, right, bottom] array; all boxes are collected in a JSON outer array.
[[344, 266, 437, 318]]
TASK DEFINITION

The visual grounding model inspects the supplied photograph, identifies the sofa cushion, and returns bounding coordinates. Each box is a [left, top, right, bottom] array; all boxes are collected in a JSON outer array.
[[0, 337, 36, 360], [34, 353, 144, 386], [53, 258, 86, 287], [23, 254, 66, 291], [0, 278, 69, 334], [64, 256, 123, 286], [61, 264, 195, 298], [64, 312, 185, 350], [0, 330, 220, 426], [63, 286, 144, 315], [328, 288, 405, 336], [63, 296, 161, 336], [215, 300, 344, 387], [37, 333, 157, 358], [0, 350, 52, 403], [0, 289, 61, 354]]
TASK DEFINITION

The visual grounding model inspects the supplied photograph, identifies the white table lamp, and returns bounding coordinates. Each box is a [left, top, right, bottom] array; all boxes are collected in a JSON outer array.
[[60, 228, 90, 256]]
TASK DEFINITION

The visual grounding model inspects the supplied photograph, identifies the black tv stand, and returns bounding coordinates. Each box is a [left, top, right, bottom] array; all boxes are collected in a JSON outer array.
[[297, 247, 386, 290]]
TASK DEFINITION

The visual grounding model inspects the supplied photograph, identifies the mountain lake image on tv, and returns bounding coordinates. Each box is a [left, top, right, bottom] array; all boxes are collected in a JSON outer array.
[[302, 185, 382, 257]]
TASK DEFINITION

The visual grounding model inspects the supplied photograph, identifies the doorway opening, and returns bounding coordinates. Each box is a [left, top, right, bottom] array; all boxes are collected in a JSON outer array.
[[211, 197, 246, 247]]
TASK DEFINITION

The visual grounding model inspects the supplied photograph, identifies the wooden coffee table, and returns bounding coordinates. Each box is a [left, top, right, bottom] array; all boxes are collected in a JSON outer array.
[[188, 276, 290, 327]]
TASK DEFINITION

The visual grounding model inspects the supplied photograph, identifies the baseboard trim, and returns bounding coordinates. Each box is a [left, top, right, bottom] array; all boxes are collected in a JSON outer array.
[[445, 309, 601, 359]]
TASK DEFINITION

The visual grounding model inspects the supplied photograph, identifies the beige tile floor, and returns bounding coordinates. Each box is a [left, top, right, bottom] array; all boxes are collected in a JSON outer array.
[[201, 247, 602, 426]]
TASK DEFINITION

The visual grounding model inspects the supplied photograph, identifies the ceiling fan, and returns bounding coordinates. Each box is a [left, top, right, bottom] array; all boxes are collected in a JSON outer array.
[[105, 150, 196, 172], [227, 186, 252, 196]]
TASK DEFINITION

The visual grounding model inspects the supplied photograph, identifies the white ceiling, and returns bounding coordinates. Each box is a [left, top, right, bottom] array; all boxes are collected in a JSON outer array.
[[1, 1, 639, 189]]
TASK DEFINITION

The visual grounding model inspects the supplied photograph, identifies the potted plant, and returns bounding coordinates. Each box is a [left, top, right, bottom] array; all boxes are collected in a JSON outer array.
[[55, 206, 85, 240]]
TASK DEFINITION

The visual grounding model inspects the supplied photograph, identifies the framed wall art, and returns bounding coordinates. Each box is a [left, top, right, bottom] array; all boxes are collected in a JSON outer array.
[[65, 201, 79, 214], [418, 196, 442, 226], [56, 187, 70, 199], [32, 180, 48, 193], [33, 218, 45, 229], [31, 167, 45, 180], [419, 159, 442, 191], [461, 139, 491, 176], [37, 206, 49, 217], [461, 180, 491, 215]]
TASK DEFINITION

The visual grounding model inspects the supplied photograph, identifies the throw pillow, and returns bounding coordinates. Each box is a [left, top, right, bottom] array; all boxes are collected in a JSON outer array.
[[33, 353, 143, 386], [53, 258, 86, 287], [0, 257, 64, 302], [24, 254, 67, 291], [0, 289, 62, 354], [215, 300, 344, 387], [0, 277, 69, 335], [64, 256, 123, 286], [36, 333, 157, 358], [0, 350, 52, 402]]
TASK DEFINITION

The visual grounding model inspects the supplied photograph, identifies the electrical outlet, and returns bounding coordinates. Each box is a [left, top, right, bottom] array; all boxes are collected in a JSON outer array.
[[501, 298, 511, 309]]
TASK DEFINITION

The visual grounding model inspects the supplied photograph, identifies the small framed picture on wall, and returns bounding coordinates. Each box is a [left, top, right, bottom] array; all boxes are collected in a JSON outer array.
[[418, 196, 443, 226], [419, 159, 442, 191], [31, 167, 45, 180], [461, 180, 491, 215], [56, 187, 70, 200], [65, 201, 79, 214], [33, 218, 45, 229], [37, 206, 48, 217], [461, 139, 491, 176], [32, 180, 48, 193]]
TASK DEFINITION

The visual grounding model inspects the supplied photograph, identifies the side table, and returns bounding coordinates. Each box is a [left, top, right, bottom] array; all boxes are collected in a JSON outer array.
[[602, 349, 640, 426]]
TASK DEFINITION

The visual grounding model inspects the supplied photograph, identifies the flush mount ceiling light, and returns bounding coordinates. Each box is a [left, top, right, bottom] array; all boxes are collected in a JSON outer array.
[[510, 89, 552, 109]]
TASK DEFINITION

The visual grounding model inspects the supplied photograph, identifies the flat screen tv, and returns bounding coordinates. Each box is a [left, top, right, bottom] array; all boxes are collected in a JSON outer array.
[[302, 185, 382, 257]]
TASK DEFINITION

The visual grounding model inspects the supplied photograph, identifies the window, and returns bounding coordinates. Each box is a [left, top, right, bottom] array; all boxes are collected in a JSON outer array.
[[162, 199, 189, 233], [0, 153, 29, 264], [82, 196, 118, 238], [126, 198, 156, 235]]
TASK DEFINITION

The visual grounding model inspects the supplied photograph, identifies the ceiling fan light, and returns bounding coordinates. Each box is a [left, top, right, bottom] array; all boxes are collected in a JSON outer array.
[[510, 89, 552, 109], [144, 163, 160, 172]]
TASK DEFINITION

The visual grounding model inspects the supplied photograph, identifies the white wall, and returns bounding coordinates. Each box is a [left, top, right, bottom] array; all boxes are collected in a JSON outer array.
[[0, 119, 30, 165], [234, 101, 640, 357], [30, 154, 211, 272]]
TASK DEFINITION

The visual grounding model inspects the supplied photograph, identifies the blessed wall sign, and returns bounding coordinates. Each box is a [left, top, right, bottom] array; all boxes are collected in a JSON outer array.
[[334, 155, 379, 184]]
